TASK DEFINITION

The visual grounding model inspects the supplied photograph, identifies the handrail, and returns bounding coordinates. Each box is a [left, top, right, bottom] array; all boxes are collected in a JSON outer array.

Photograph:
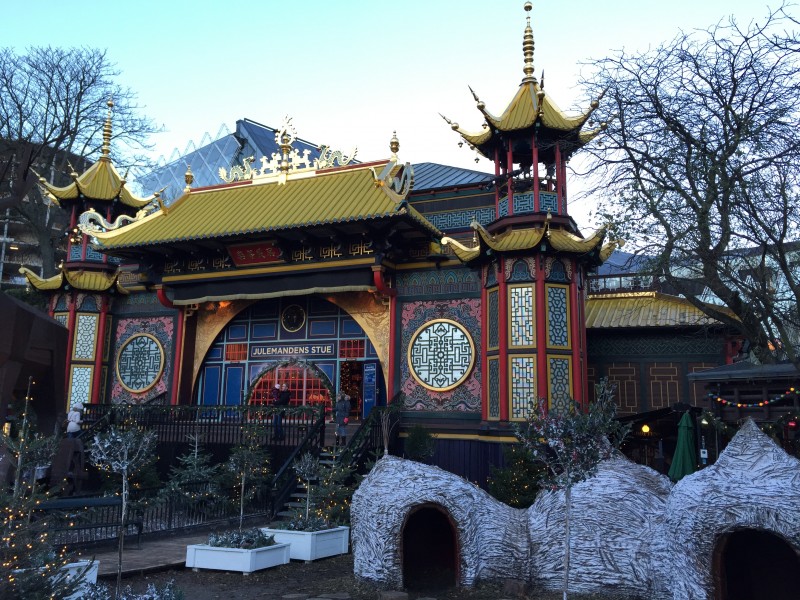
[[269, 407, 326, 518]]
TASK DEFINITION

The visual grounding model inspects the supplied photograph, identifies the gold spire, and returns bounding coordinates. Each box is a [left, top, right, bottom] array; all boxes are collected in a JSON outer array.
[[100, 99, 114, 160], [521, 2, 536, 85], [184, 165, 194, 191], [390, 131, 399, 158]]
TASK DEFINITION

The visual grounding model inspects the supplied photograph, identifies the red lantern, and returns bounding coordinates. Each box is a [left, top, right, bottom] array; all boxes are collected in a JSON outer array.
[[788, 420, 798, 430]]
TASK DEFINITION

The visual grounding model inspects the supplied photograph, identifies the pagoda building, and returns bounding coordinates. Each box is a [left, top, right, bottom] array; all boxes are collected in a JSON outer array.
[[440, 1, 618, 416], [20, 101, 161, 409]]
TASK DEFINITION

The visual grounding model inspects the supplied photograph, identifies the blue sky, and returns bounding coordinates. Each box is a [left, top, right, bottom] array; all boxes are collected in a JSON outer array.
[[4, 0, 784, 227]]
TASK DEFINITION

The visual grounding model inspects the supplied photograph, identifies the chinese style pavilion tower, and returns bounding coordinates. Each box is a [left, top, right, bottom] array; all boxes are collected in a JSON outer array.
[[442, 3, 619, 419], [20, 101, 160, 409]]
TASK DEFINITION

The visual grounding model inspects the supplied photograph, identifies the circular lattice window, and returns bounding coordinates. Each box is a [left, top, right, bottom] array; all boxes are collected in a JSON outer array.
[[407, 319, 475, 392], [116, 333, 165, 394]]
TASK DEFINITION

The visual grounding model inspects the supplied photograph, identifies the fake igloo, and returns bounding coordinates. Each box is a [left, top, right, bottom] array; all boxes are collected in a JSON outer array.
[[351, 420, 800, 599]]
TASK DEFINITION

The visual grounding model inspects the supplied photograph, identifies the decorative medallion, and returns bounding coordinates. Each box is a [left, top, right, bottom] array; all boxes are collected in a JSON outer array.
[[116, 333, 165, 394], [281, 304, 306, 333], [407, 319, 475, 392]]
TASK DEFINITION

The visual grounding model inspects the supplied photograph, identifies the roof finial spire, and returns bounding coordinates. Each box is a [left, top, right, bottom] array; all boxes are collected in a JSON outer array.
[[101, 99, 114, 160], [521, 2, 536, 85], [390, 131, 400, 158]]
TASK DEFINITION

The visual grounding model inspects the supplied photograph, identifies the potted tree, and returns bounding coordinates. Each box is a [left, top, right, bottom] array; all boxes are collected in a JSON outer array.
[[261, 452, 350, 561], [185, 425, 289, 574], [185, 529, 290, 574]]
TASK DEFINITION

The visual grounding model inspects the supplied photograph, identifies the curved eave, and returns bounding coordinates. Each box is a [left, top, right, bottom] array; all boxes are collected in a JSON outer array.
[[37, 159, 154, 209], [19, 265, 127, 294], [454, 82, 600, 157], [443, 224, 610, 264], [88, 163, 441, 251]]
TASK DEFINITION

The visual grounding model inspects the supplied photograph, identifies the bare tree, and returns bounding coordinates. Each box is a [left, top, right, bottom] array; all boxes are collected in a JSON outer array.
[[579, 4, 800, 367], [0, 46, 158, 276]]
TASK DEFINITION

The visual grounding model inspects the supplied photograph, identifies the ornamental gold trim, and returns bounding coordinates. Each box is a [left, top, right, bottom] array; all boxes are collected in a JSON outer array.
[[115, 333, 165, 394], [407, 318, 476, 392]]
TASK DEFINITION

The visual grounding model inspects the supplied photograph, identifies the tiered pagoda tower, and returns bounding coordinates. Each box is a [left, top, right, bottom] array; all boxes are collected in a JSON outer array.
[[442, 3, 619, 418], [21, 101, 161, 410]]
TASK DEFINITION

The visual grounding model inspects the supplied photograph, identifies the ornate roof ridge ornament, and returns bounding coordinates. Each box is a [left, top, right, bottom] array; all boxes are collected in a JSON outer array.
[[216, 116, 357, 184], [100, 99, 114, 161], [371, 158, 414, 202], [521, 2, 536, 85]]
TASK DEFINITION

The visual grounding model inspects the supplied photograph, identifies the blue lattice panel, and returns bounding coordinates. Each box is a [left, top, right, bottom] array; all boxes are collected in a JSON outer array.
[[540, 192, 558, 213], [498, 197, 509, 217], [546, 286, 570, 348], [86, 246, 104, 262], [488, 358, 500, 419], [513, 193, 535, 214], [487, 289, 499, 349], [548, 357, 572, 413], [511, 356, 536, 420], [426, 208, 496, 231], [510, 286, 535, 347], [68, 245, 82, 261], [408, 320, 474, 391]]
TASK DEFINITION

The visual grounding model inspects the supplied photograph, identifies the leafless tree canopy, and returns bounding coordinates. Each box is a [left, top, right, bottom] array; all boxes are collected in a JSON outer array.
[[580, 4, 800, 367], [0, 46, 158, 275]]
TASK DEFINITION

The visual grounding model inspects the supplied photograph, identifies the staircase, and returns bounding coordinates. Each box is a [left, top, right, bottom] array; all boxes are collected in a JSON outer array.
[[273, 446, 340, 519]]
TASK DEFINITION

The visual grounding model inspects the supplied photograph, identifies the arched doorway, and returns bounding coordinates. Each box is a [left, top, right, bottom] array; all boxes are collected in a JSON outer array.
[[248, 361, 333, 415], [714, 529, 800, 600], [401, 504, 459, 590]]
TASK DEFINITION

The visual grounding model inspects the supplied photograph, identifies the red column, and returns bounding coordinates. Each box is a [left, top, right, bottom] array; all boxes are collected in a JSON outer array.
[[561, 151, 569, 215], [498, 257, 509, 421], [506, 144, 514, 216], [171, 307, 185, 405], [555, 143, 564, 215], [536, 257, 549, 409], [494, 147, 501, 217], [64, 292, 77, 402], [569, 262, 584, 406], [480, 269, 488, 421], [579, 268, 590, 405], [532, 135, 540, 212], [90, 295, 108, 404], [387, 294, 397, 403]]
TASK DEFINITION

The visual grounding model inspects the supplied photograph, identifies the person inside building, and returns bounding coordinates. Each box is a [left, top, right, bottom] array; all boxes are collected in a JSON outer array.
[[334, 391, 351, 447], [274, 383, 290, 441], [65, 404, 83, 438]]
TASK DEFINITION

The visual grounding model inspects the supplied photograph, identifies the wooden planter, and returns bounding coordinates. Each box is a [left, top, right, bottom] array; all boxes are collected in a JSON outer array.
[[185, 542, 290, 574], [260, 526, 350, 561]]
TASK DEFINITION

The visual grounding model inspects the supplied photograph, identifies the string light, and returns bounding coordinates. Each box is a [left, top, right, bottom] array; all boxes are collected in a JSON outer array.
[[708, 387, 797, 408]]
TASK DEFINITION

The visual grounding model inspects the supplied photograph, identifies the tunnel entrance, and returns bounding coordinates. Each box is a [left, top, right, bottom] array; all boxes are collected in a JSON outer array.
[[401, 504, 458, 590], [714, 529, 800, 600]]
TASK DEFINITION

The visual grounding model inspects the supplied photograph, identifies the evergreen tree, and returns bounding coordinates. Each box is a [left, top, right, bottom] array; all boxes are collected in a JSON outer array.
[[486, 444, 546, 509]]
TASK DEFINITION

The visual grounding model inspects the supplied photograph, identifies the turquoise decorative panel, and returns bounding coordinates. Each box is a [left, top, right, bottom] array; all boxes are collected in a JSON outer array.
[[498, 197, 509, 217], [547, 286, 569, 347], [540, 191, 558, 212], [488, 289, 499, 348], [510, 286, 535, 347], [513, 192, 535, 213], [509, 260, 532, 283], [549, 357, 571, 413], [488, 358, 500, 419], [511, 356, 536, 420]]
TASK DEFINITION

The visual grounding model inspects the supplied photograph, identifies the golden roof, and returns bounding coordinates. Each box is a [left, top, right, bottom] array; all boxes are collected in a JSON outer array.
[[441, 221, 613, 263], [443, 4, 604, 160], [19, 266, 129, 294], [87, 160, 440, 250], [33, 101, 156, 209], [586, 292, 730, 328]]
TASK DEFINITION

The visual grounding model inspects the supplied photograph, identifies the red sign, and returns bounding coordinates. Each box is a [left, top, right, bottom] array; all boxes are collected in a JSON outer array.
[[227, 242, 283, 266]]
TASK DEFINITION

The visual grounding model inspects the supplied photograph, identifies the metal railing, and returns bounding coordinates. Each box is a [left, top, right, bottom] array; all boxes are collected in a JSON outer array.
[[80, 404, 322, 447]]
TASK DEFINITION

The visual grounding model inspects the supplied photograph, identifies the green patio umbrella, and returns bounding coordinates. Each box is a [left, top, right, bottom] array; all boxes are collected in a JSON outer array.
[[668, 411, 697, 482]]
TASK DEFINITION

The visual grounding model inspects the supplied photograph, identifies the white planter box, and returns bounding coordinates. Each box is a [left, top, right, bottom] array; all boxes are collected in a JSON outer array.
[[62, 559, 98, 600], [185, 542, 290, 574], [260, 526, 349, 561]]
